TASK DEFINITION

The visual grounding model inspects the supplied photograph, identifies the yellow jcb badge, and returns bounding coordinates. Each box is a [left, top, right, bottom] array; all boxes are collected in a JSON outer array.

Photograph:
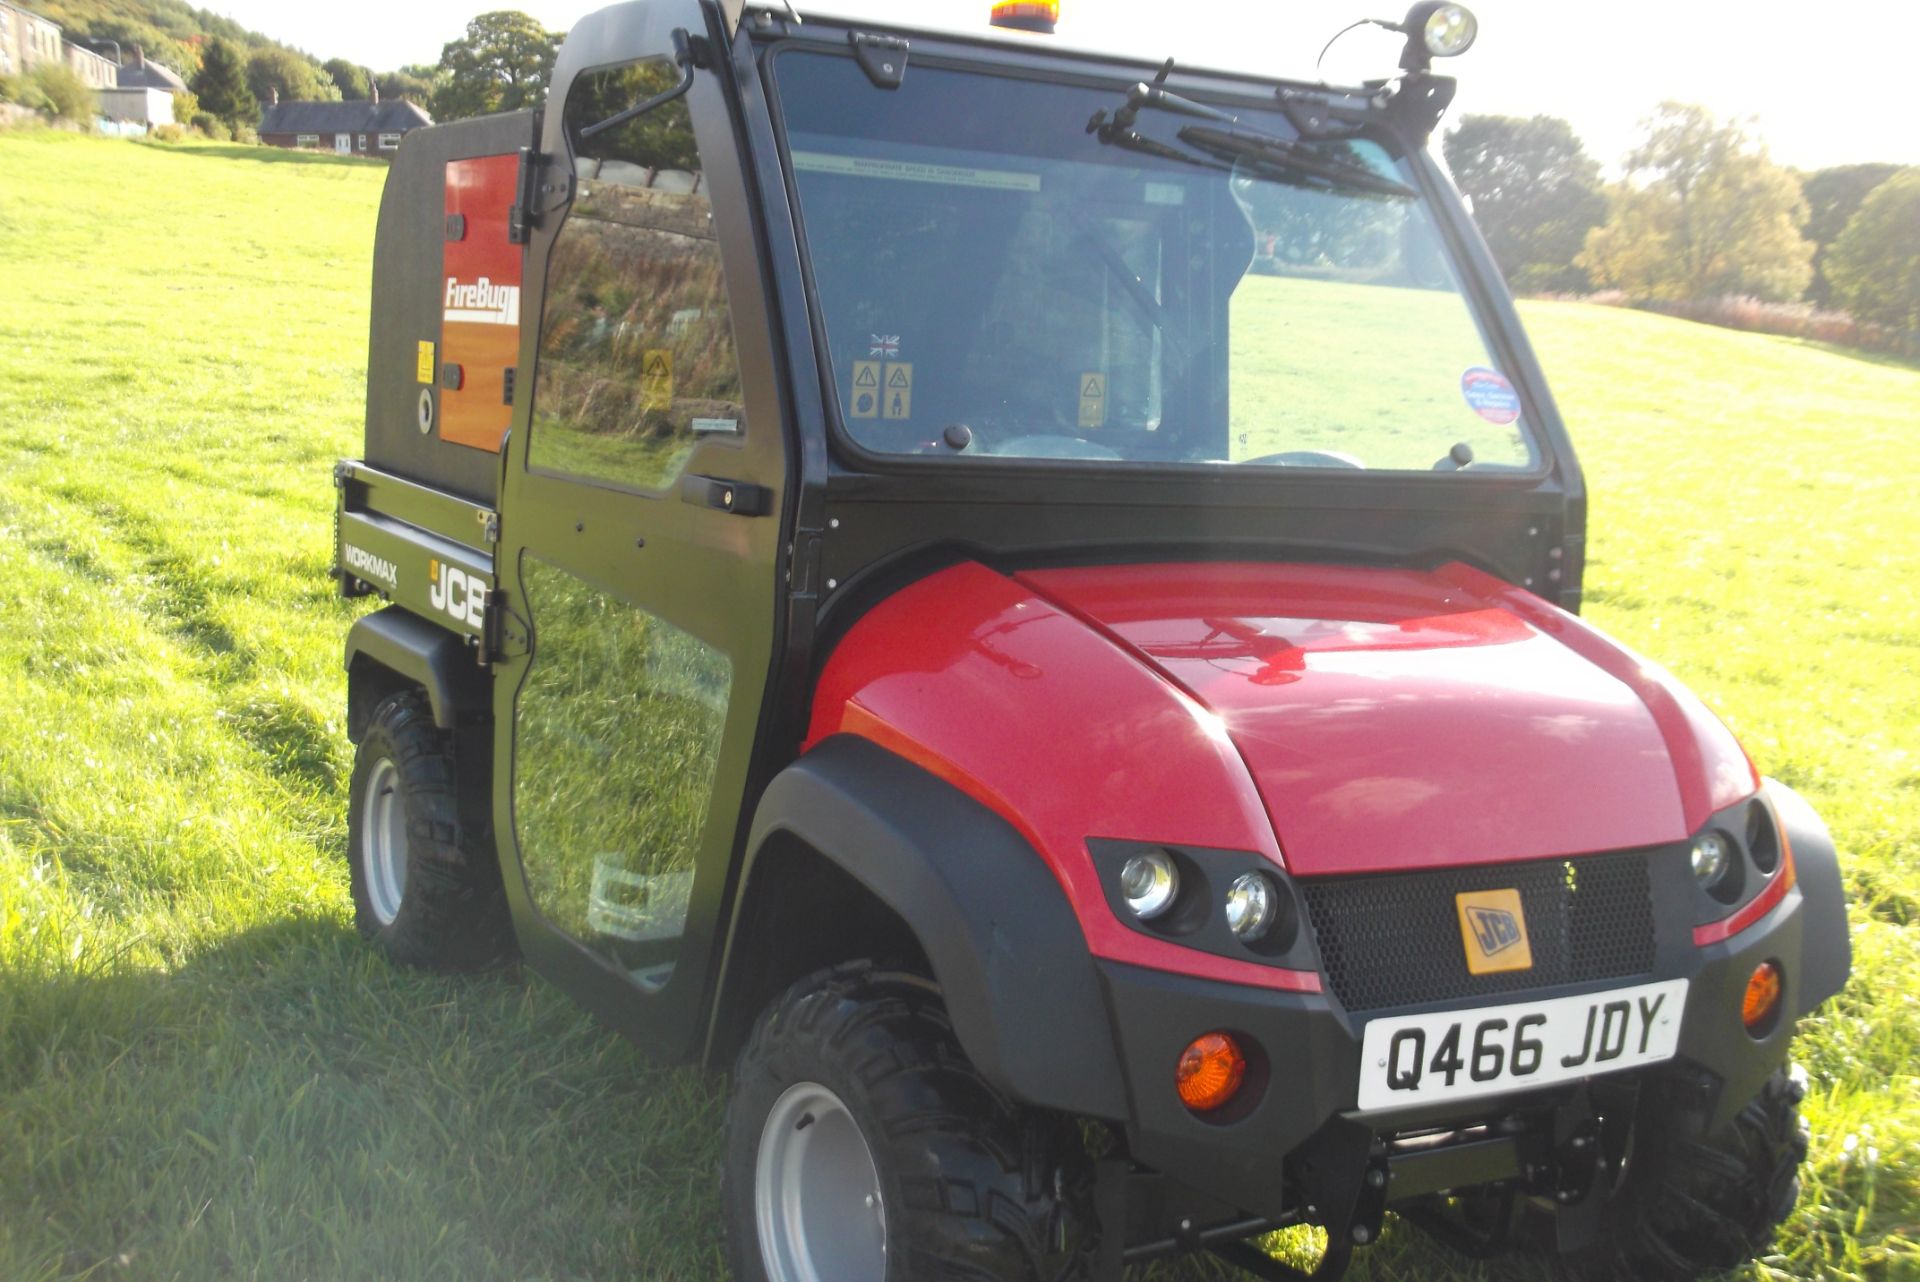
[[1455, 889, 1532, 975]]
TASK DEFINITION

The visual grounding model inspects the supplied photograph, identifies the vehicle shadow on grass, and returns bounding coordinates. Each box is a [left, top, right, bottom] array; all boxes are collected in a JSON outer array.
[[0, 915, 727, 1281], [0, 916, 1535, 1282]]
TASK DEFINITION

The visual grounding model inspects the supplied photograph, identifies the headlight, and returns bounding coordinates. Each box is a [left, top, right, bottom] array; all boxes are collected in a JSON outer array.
[[1691, 832, 1732, 888], [1224, 872, 1276, 942], [1421, 3, 1477, 57], [1119, 850, 1179, 920]]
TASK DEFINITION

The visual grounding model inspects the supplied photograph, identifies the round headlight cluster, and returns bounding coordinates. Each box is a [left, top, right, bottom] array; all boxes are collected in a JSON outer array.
[[1421, 4, 1478, 57], [1224, 872, 1277, 942], [1691, 831, 1732, 889], [1119, 851, 1180, 920]]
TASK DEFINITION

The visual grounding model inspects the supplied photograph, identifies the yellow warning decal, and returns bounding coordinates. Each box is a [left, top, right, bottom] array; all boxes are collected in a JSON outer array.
[[416, 340, 436, 385], [641, 349, 674, 411], [1078, 371, 1107, 428], [882, 362, 913, 420], [850, 360, 882, 419]]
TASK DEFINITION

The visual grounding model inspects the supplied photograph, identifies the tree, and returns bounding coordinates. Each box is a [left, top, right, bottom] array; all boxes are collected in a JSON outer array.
[[29, 64, 93, 122], [1578, 103, 1813, 302], [191, 38, 257, 128], [1443, 114, 1607, 293], [432, 11, 559, 121], [1800, 164, 1901, 305], [377, 65, 442, 105], [1826, 169, 1920, 336], [323, 57, 371, 100], [245, 46, 338, 106]]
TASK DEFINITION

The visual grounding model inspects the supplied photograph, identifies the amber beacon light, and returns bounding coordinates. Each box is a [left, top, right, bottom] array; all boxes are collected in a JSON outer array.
[[991, 0, 1059, 33]]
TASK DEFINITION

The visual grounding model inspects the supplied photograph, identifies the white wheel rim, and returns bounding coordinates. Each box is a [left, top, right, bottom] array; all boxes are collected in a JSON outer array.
[[754, 1081, 887, 1282], [361, 757, 408, 926]]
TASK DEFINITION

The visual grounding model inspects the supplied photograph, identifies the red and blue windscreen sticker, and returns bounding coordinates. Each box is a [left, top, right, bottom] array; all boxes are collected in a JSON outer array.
[[1461, 367, 1522, 425]]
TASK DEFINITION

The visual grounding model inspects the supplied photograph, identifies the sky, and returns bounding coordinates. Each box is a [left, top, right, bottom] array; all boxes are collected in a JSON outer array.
[[203, 0, 1918, 171]]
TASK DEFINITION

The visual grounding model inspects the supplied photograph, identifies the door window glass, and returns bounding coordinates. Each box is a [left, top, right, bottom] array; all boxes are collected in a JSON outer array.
[[529, 58, 747, 489], [513, 557, 732, 985]]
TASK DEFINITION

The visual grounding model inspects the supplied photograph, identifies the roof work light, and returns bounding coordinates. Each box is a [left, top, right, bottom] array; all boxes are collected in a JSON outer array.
[[1395, 3, 1477, 71], [990, 0, 1059, 34]]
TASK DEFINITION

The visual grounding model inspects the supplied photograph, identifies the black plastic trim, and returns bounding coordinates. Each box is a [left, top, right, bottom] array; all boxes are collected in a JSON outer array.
[[1765, 777, 1851, 1016], [344, 605, 488, 733], [718, 733, 1130, 1118]]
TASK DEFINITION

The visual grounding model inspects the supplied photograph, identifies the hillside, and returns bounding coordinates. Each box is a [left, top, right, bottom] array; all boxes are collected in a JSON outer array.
[[31, 0, 320, 77], [0, 132, 1915, 1280]]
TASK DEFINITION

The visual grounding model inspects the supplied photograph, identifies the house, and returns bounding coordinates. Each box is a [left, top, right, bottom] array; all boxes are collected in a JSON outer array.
[[258, 90, 432, 158], [115, 45, 186, 95], [0, 0, 60, 80], [0, 0, 118, 88], [97, 84, 173, 127]]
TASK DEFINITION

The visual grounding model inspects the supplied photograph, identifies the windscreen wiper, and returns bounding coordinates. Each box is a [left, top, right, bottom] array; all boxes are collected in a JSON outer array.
[[1175, 124, 1416, 199], [1087, 59, 1416, 200]]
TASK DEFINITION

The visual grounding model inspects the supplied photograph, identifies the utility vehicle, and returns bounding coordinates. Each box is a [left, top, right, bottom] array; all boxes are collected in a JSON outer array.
[[332, 2, 1851, 1277]]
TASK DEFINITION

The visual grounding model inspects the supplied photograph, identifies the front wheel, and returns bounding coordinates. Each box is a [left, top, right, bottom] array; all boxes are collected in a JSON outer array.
[[722, 964, 1096, 1282], [1554, 1066, 1810, 1279]]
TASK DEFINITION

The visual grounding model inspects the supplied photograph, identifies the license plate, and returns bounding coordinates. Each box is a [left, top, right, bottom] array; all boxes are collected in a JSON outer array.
[[1356, 979, 1688, 1111]]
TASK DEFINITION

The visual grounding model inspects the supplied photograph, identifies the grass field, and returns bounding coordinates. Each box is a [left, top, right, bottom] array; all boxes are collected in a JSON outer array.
[[1, 130, 1916, 1281]]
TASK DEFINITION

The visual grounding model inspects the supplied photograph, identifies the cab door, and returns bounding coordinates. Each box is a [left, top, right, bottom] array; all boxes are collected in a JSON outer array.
[[491, 0, 788, 1056]]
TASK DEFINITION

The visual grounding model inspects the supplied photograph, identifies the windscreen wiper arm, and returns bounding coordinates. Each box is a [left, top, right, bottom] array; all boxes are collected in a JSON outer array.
[[1175, 124, 1416, 199], [1087, 58, 1416, 200]]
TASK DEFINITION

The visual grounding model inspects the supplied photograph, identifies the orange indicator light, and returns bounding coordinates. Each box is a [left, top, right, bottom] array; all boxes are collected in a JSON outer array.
[[1742, 961, 1783, 1032], [1176, 1032, 1247, 1112]]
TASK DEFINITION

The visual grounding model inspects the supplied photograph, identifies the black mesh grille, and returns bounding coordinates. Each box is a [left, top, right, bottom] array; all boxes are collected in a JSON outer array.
[[1301, 851, 1656, 1013]]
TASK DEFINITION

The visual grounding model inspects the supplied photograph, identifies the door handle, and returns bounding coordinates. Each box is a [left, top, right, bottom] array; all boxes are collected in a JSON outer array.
[[681, 474, 771, 517]]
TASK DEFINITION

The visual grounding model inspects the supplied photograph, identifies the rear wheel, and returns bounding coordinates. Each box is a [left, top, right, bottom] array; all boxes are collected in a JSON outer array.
[[346, 690, 513, 969], [723, 963, 1096, 1282]]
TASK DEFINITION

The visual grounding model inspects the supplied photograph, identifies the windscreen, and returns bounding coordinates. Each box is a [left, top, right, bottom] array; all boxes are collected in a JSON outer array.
[[774, 50, 1539, 473]]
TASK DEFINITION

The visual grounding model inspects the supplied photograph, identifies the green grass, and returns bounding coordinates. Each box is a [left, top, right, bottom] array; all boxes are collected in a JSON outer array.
[[1, 131, 1916, 1281]]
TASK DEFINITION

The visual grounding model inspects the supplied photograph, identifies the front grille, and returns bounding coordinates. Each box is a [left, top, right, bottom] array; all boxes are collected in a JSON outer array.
[[1301, 851, 1656, 1013]]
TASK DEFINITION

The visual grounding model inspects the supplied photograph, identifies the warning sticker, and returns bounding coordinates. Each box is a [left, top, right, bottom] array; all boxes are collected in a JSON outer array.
[[882, 362, 913, 420], [1078, 372, 1107, 429], [416, 340, 436, 385], [642, 350, 674, 411], [850, 360, 882, 419], [1461, 367, 1521, 426]]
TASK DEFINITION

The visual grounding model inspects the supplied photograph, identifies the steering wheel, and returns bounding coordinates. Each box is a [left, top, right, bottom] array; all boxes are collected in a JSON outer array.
[[1241, 449, 1367, 469]]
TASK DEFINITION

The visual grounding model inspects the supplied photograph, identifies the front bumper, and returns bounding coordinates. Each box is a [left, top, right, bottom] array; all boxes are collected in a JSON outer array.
[[1097, 875, 1816, 1223]]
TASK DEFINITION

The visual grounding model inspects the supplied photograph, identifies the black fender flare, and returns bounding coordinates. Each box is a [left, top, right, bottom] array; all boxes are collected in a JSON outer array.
[[344, 606, 488, 740], [723, 734, 1129, 1119], [1765, 777, 1852, 1015]]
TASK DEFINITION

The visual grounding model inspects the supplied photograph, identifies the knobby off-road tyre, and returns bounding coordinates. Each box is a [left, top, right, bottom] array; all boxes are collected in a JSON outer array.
[[346, 690, 514, 970], [1556, 1066, 1810, 1280], [723, 963, 1097, 1282]]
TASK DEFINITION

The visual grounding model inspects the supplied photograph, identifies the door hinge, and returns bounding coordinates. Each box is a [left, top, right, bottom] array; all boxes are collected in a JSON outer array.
[[507, 145, 539, 243], [850, 32, 908, 89], [486, 590, 530, 661]]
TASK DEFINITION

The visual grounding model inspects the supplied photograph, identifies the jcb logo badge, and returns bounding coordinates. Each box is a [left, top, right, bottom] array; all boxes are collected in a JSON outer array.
[[428, 558, 485, 630], [1455, 889, 1533, 975]]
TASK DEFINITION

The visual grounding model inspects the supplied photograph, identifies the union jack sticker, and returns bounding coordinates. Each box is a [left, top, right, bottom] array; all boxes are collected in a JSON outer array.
[[869, 333, 901, 358]]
